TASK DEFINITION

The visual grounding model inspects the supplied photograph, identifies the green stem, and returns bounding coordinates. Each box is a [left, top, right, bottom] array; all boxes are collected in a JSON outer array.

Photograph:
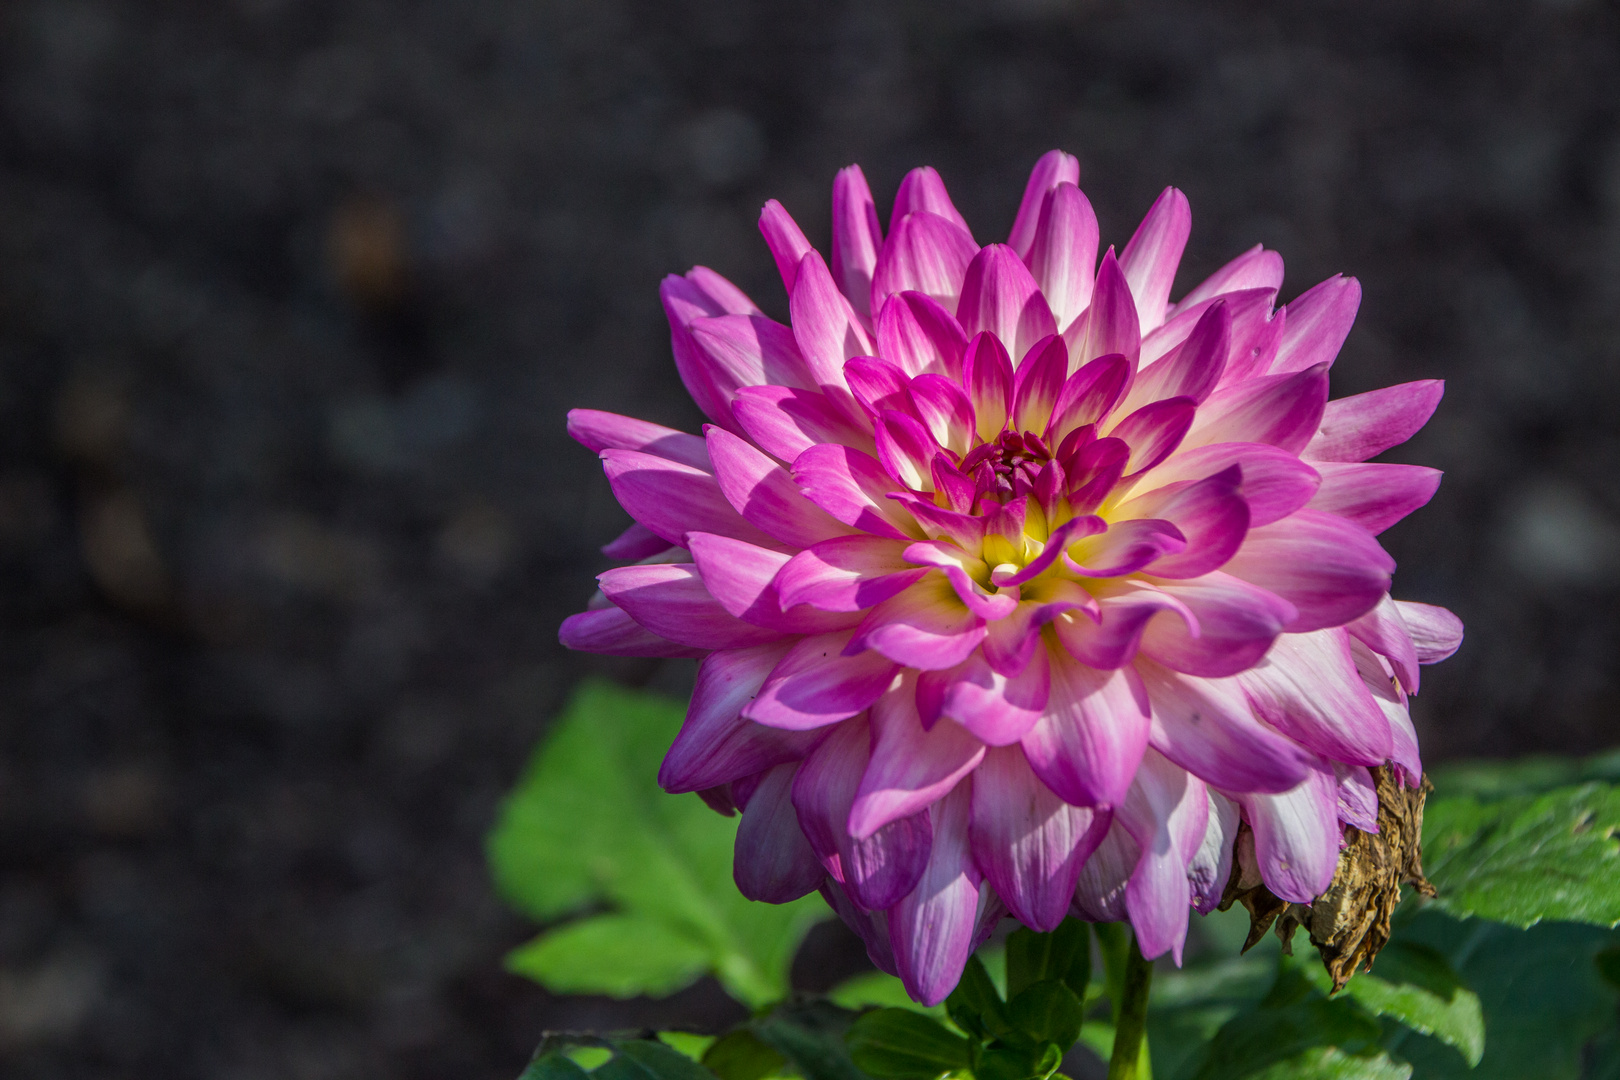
[[1104, 931, 1153, 1080]]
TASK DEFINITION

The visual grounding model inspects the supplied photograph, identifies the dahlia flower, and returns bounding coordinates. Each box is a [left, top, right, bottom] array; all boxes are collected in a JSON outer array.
[[561, 151, 1462, 1006]]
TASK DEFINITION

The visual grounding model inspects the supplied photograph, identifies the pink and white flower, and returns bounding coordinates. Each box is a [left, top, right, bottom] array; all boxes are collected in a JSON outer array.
[[561, 151, 1463, 1005]]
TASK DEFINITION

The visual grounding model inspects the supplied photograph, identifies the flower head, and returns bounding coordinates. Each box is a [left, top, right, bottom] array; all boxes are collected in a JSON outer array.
[[561, 151, 1463, 1005]]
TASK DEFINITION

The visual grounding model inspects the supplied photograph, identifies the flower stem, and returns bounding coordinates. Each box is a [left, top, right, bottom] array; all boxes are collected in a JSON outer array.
[[1104, 930, 1153, 1080]]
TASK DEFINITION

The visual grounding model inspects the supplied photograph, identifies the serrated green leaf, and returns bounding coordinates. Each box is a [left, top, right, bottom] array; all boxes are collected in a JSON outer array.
[[487, 681, 828, 1006], [596, 1040, 721, 1080], [1005, 921, 1090, 1002], [845, 1008, 972, 1079], [520, 1052, 594, 1080], [506, 914, 712, 998], [1186, 966, 1383, 1080], [1295, 942, 1484, 1066], [701, 1030, 785, 1080], [752, 1000, 870, 1080], [1006, 981, 1083, 1050], [945, 953, 1010, 1039], [1388, 909, 1620, 1080], [1422, 782, 1620, 928], [1241, 1046, 1410, 1080]]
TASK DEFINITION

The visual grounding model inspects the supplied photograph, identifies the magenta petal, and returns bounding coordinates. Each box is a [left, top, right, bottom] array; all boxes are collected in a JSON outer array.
[[1064, 249, 1142, 369], [1109, 397, 1198, 476], [1021, 656, 1149, 808], [876, 290, 969, 380], [1025, 182, 1100, 331], [1119, 187, 1192, 333], [1235, 760, 1339, 903], [733, 384, 875, 463], [775, 535, 926, 612], [832, 165, 884, 321], [601, 448, 784, 550], [1137, 658, 1316, 794], [601, 522, 673, 561], [853, 577, 988, 671], [689, 313, 816, 394], [1233, 628, 1394, 767], [1013, 336, 1069, 433], [792, 444, 926, 541], [929, 646, 1051, 746], [794, 717, 933, 911], [891, 494, 989, 551], [1051, 583, 1189, 671], [1271, 275, 1361, 375], [1308, 462, 1442, 535], [1186, 363, 1330, 455], [1118, 749, 1208, 963], [969, 745, 1108, 931], [1334, 762, 1380, 833], [874, 410, 940, 491], [1047, 354, 1131, 446], [660, 642, 812, 791], [744, 630, 900, 730], [963, 332, 1014, 440], [887, 785, 983, 1007], [1305, 380, 1445, 463], [1138, 572, 1296, 678], [1175, 245, 1285, 310], [1067, 518, 1188, 578], [1143, 442, 1321, 528], [957, 244, 1058, 363], [1071, 818, 1134, 922], [568, 408, 710, 469], [791, 249, 874, 400], [598, 563, 781, 649], [872, 211, 980, 315], [845, 355, 914, 418], [1115, 466, 1248, 580], [688, 532, 860, 635], [851, 679, 985, 838], [735, 762, 825, 903], [1008, 150, 1080, 258], [910, 374, 978, 457], [1346, 594, 1421, 693], [1123, 300, 1230, 410], [1189, 791, 1242, 914], [707, 427, 855, 547], [1221, 510, 1393, 632], [759, 200, 814, 297], [663, 270, 764, 433], [893, 166, 972, 234], [559, 606, 705, 658], [1395, 600, 1464, 664]]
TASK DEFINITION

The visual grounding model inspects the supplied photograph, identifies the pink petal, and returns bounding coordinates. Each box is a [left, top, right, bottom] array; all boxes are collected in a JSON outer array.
[[910, 374, 978, 457], [1271, 275, 1361, 375], [981, 595, 1085, 675], [794, 717, 933, 911], [852, 576, 987, 670], [775, 534, 927, 612], [1121, 299, 1230, 412], [832, 165, 884, 321], [744, 630, 900, 730], [892, 166, 972, 235], [687, 532, 861, 635], [1142, 287, 1270, 369], [1304, 380, 1445, 463], [851, 677, 986, 838], [689, 313, 816, 394], [1345, 594, 1420, 693], [568, 408, 710, 469], [1008, 149, 1080, 258], [759, 200, 814, 298], [735, 762, 825, 902], [733, 384, 874, 463], [662, 270, 765, 431], [875, 290, 969, 379], [1141, 442, 1321, 527], [1113, 466, 1248, 580], [1334, 762, 1380, 833], [1136, 659, 1316, 793], [1234, 760, 1340, 903], [1395, 600, 1464, 663], [1063, 249, 1141, 369], [1025, 182, 1099, 331], [887, 785, 983, 1007], [963, 332, 1014, 440], [1185, 363, 1330, 455], [707, 426, 855, 547], [970, 745, 1108, 931], [957, 244, 1058, 363], [1047, 354, 1131, 445], [822, 878, 898, 975], [558, 605, 705, 658], [1071, 817, 1134, 922], [1118, 187, 1191, 333], [1012, 335, 1068, 434], [872, 212, 979, 315], [1221, 510, 1393, 631], [1174, 245, 1284, 311], [1020, 656, 1149, 808], [1066, 518, 1188, 578], [1050, 582, 1191, 671], [890, 494, 988, 551], [1108, 397, 1198, 476], [792, 444, 926, 541], [1217, 294, 1288, 385], [602, 448, 785, 550], [923, 647, 1051, 746], [790, 250, 874, 402], [1189, 791, 1242, 914], [1308, 462, 1442, 534], [598, 563, 781, 649], [906, 541, 1021, 620], [660, 642, 812, 791], [1233, 628, 1394, 767], [989, 515, 1107, 588], [1138, 572, 1296, 677], [874, 410, 939, 491], [1119, 749, 1208, 963], [601, 521, 672, 561], [845, 355, 914, 418]]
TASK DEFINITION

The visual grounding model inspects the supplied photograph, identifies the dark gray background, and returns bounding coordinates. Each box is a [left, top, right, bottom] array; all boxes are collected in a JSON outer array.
[[2, 0, 1617, 1076]]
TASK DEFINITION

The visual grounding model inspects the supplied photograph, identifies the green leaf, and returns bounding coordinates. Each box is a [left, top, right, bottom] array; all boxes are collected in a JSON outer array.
[[702, 1031, 785, 1080], [1295, 942, 1484, 1066], [1185, 966, 1384, 1080], [752, 1001, 872, 1080], [488, 681, 828, 1006], [1388, 909, 1620, 1080], [520, 1053, 594, 1080], [1422, 782, 1620, 928], [662, 1034, 718, 1064], [1240, 1046, 1411, 1080], [1006, 981, 1084, 1050], [1145, 953, 1276, 1080], [845, 1008, 972, 1079], [1595, 944, 1620, 992], [596, 1041, 721, 1080], [1427, 750, 1620, 800], [1005, 920, 1090, 1001], [975, 1039, 1064, 1080], [945, 954, 1011, 1039]]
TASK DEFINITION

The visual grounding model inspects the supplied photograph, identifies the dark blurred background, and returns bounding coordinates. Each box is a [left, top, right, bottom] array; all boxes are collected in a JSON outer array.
[[2, 0, 1618, 1075]]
